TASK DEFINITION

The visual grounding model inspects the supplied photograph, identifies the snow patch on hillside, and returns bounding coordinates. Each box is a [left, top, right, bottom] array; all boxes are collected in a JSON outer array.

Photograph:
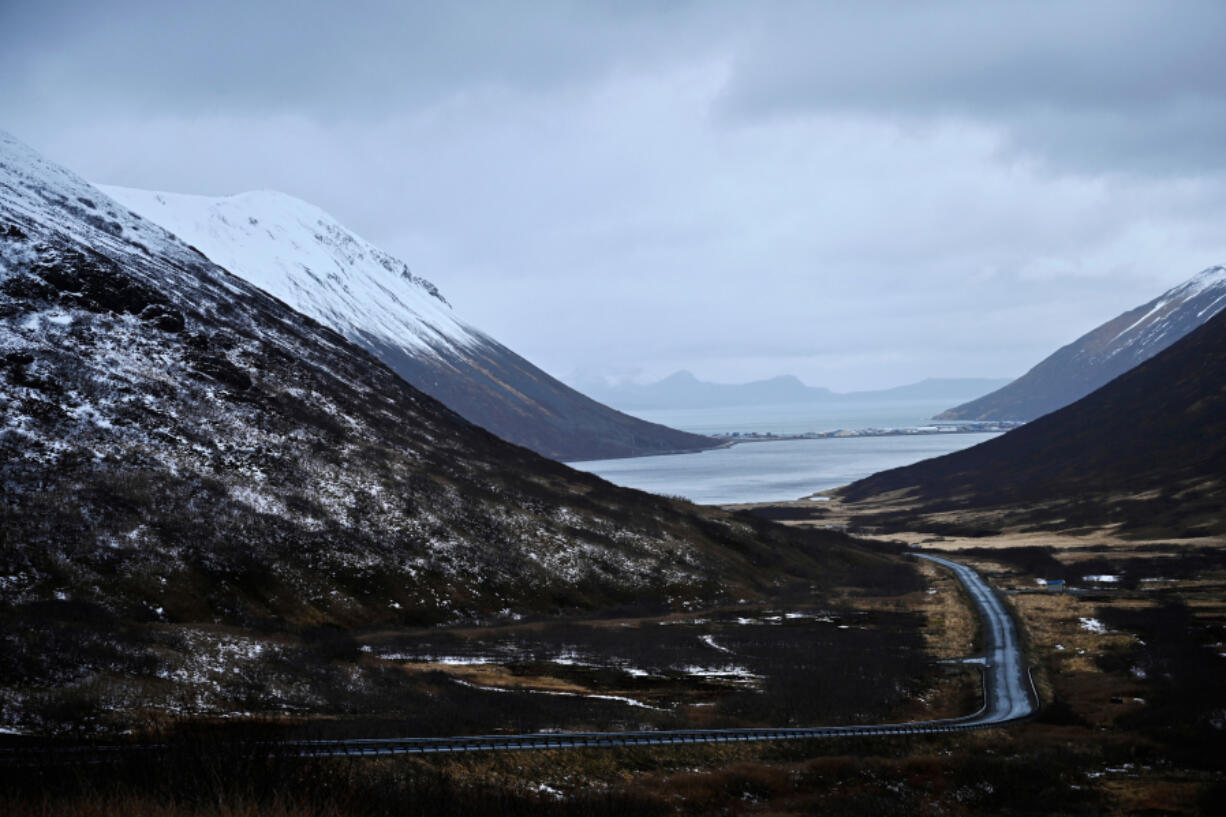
[[1176, 264, 1226, 299], [1105, 265, 1226, 355]]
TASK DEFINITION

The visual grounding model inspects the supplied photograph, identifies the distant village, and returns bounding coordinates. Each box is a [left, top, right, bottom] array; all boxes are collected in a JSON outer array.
[[714, 421, 1024, 443]]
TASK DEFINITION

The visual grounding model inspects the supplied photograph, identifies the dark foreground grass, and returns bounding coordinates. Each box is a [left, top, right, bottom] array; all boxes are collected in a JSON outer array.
[[4, 727, 1186, 817], [0, 733, 669, 817]]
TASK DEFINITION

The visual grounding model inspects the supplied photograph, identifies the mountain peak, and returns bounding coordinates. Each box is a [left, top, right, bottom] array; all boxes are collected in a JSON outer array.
[[101, 184, 467, 350], [662, 369, 700, 383], [937, 263, 1226, 422], [1176, 264, 1226, 299], [772, 374, 809, 388]]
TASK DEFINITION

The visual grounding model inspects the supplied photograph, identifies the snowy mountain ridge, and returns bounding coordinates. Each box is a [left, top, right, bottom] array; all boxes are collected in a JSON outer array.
[[1178, 264, 1226, 301], [1101, 265, 1226, 355], [103, 183, 716, 461], [938, 264, 1226, 422], [0, 132, 230, 293], [100, 186, 482, 357]]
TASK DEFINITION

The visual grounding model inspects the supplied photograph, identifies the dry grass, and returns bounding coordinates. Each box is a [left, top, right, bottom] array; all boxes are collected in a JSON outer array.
[[1007, 592, 1144, 672], [1101, 776, 1208, 815], [944, 550, 1153, 727], [733, 495, 1226, 552], [950, 540, 1226, 747], [398, 661, 596, 695], [915, 558, 978, 660]]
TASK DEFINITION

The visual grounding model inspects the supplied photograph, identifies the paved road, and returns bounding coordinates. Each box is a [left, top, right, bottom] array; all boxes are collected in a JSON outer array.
[[283, 553, 1038, 757], [913, 553, 1035, 722], [5, 554, 1037, 761]]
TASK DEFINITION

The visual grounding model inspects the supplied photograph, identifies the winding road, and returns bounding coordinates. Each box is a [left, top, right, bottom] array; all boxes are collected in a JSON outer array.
[[914, 553, 1035, 722], [284, 553, 1038, 757]]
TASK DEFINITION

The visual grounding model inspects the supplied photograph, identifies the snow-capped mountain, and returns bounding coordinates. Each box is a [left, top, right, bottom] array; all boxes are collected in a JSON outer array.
[[937, 265, 1226, 421], [1, 132, 873, 731], [100, 185, 716, 462]]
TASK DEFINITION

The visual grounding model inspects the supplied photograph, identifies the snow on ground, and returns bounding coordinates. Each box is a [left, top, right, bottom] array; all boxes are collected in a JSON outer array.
[[1079, 617, 1108, 634], [379, 654, 501, 665], [450, 678, 662, 710], [368, 644, 760, 687]]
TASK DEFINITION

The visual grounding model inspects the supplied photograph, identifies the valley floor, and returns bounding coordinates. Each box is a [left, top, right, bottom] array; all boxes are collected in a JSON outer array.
[[1, 550, 974, 814], [6, 514, 1223, 815]]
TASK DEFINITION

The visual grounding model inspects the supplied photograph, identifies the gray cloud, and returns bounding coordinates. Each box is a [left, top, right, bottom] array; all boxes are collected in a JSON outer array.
[[718, 0, 1226, 174], [3, 2, 1226, 390], [3, 1, 713, 118], [10, 1, 1224, 175]]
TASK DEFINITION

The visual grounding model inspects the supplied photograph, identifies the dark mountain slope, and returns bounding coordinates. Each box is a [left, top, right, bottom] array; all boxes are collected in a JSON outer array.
[[840, 308, 1226, 538], [937, 265, 1226, 422], [0, 131, 890, 628], [0, 133, 921, 732], [358, 331, 715, 461]]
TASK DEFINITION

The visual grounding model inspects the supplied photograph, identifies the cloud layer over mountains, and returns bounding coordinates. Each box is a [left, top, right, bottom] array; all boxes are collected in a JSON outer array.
[[6, 1, 1225, 390]]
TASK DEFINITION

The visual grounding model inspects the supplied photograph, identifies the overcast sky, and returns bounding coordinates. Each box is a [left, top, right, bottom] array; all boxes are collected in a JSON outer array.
[[5, 1, 1226, 390]]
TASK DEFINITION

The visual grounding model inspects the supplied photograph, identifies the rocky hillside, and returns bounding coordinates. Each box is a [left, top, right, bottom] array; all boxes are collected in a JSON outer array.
[[0, 133, 905, 731], [100, 185, 716, 462], [937, 265, 1226, 421], [841, 308, 1226, 539]]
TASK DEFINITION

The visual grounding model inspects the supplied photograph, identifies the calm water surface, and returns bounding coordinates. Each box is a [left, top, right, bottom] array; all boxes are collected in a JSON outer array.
[[571, 400, 1000, 504]]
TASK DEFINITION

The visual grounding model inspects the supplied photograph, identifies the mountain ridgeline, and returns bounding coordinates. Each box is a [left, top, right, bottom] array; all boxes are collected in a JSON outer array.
[[841, 307, 1226, 539], [937, 266, 1226, 422], [572, 370, 1012, 412], [100, 186, 717, 462]]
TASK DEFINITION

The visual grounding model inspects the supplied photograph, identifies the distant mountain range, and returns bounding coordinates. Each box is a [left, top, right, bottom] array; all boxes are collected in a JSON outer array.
[[841, 305, 1226, 539], [937, 265, 1226, 422], [100, 186, 716, 462], [568, 370, 1012, 412]]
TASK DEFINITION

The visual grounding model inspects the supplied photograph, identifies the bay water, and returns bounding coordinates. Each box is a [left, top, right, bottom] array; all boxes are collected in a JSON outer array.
[[570, 399, 1001, 505]]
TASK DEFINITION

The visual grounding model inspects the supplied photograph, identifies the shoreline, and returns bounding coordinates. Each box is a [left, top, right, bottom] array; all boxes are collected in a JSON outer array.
[[714, 421, 1021, 447]]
